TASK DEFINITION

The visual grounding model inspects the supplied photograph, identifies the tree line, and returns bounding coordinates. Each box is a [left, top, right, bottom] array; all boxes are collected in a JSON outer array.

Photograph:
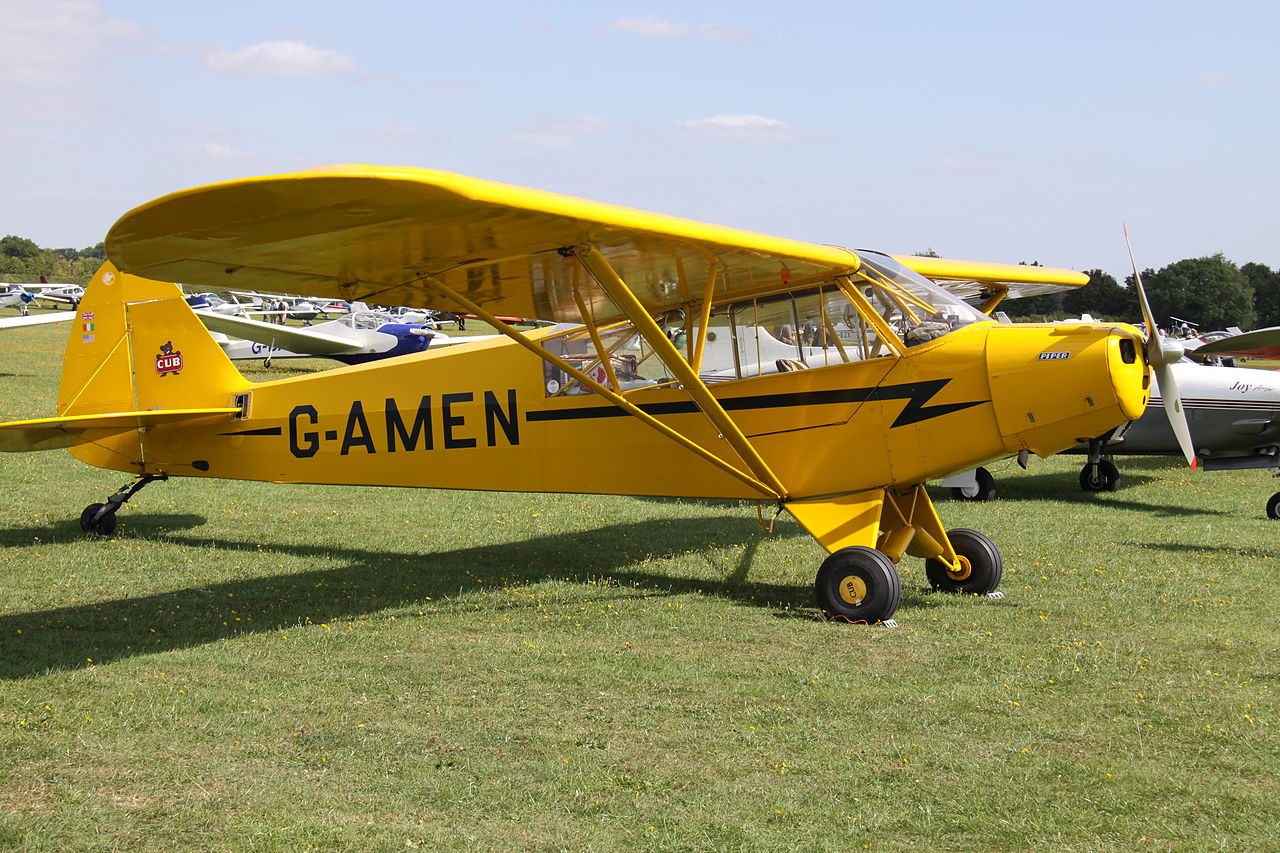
[[0, 235, 106, 286], [997, 254, 1278, 331], [5, 233, 1278, 331]]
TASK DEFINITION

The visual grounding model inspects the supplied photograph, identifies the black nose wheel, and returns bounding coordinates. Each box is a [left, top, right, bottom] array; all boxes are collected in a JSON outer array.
[[815, 546, 902, 624], [79, 474, 168, 536], [1080, 459, 1121, 492], [1267, 492, 1280, 520]]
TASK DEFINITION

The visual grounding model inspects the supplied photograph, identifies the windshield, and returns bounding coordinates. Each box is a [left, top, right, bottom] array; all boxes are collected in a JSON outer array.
[[854, 250, 989, 345]]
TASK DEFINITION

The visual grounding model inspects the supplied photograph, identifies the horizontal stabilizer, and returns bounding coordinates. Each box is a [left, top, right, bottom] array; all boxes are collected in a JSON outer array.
[[195, 310, 364, 354], [0, 407, 241, 452], [0, 311, 76, 331]]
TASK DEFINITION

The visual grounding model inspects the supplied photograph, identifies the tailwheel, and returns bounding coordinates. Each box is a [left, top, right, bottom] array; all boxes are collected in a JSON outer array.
[[77, 474, 167, 537], [1079, 459, 1120, 492], [79, 503, 117, 536], [925, 528, 1003, 595], [815, 546, 901, 624], [1267, 492, 1280, 520]]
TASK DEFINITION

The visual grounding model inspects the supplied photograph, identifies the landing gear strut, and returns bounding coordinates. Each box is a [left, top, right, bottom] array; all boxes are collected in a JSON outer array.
[[79, 474, 168, 536], [1080, 438, 1120, 492]]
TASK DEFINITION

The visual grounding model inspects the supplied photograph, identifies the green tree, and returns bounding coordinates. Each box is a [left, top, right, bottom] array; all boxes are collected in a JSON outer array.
[[1062, 269, 1135, 320], [1241, 262, 1280, 328], [1137, 254, 1254, 331], [0, 235, 40, 259]]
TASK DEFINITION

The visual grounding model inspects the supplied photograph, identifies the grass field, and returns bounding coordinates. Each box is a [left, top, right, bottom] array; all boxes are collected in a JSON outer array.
[[1, 317, 1277, 852]]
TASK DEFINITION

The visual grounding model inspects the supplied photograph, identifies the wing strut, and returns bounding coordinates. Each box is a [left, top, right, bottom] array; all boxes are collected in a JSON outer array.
[[416, 272, 780, 498], [571, 243, 789, 498], [689, 266, 718, 372]]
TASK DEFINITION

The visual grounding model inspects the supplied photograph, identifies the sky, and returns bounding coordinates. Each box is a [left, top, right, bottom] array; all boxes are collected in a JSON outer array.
[[2, 0, 1277, 280]]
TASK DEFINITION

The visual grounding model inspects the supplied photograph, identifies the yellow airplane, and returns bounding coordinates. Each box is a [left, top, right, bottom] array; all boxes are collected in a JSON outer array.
[[0, 166, 1175, 624]]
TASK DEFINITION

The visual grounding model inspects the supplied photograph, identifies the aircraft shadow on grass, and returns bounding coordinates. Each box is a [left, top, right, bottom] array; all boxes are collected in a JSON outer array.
[[1127, 540, 1277, 560], [0, 514, 209, 548], [0, 515, 946, 679]]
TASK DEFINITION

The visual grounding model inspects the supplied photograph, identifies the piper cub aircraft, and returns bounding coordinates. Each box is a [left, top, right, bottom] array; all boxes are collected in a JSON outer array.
[[0, 166, 1186, 624]]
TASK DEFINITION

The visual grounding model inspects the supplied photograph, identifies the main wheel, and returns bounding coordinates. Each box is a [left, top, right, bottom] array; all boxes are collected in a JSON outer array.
[[1267, 492, 1280, 520], [950, 467, 997, 501], [1079, 459, 1121, 492], [79, 503, 117, 536], [815, 546, 901, 624], [925, 528, 1003, 595]]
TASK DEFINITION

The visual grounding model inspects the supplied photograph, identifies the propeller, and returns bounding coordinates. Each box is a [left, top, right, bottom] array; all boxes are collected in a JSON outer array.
[[1124, 224, 1197, 468]]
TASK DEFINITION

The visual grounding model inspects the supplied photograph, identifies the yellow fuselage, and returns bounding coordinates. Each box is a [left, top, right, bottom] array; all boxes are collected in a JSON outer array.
[[71, 309, 1147, 501]]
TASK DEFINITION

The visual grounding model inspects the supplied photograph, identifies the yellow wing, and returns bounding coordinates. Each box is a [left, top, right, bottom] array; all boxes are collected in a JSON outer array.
[[893, 254, 1088, 308], [106, 165, 864, 325]]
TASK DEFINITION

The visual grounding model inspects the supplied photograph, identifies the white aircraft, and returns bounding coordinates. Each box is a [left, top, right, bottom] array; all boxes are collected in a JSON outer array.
[[0, 284, 37, 314], [30, 283, 86, 308], [197, 301, 492, 364]]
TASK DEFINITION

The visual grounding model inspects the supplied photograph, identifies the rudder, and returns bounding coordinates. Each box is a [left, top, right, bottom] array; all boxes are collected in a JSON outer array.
[[58, 261, 248, 418]]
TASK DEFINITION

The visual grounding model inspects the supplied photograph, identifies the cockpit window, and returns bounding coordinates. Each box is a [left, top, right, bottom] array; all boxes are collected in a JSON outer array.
[[854, 251, 988, 345]]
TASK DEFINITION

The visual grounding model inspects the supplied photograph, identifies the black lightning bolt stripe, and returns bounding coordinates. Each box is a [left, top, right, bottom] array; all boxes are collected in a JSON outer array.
[[217, 427, 284, 436], [526, 379, 986, 429]]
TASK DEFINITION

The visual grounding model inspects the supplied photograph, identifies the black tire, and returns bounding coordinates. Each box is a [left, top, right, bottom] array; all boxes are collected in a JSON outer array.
[[815, 546, 901, 624], [80, 503, 105, 533], [79, 503, 117, 536], [1079, 459, 1121, 492], [925, 528, 1003, 595], [1267, 492, 1280, 520], [96, 511, 118, 536], [950, 467, 997, 501]]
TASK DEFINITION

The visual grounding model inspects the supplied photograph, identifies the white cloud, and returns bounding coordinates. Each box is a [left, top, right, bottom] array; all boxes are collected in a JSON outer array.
[[0, 0, 144, 120], [173, 142, 250, 162], [1197, 72, 1230, 86], [680, 114, 789, 131], [508, 133, 577, 150], [504, 114, 613, 149], [203, 40, 357, 77], [604, 15, 750, 44], [199, 142, 249, 161]]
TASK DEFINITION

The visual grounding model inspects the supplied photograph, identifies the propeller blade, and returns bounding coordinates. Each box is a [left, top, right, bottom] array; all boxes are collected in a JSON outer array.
[[1124, 223, 1166, 367], [1125, 224, 1196, 468], [1155, 362, 1198, 468]]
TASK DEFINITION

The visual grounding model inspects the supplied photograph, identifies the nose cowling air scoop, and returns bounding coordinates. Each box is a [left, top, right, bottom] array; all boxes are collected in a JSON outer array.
[[986, 323, 1149, 459]]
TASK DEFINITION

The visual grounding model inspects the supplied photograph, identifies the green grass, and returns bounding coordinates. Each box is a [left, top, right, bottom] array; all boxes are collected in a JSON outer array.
[[2, 322, 1277, 852]]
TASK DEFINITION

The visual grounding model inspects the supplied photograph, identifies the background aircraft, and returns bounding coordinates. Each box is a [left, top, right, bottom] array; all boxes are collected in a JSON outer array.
[[197, 301, 490, 364], [0, 284, 36, 314]]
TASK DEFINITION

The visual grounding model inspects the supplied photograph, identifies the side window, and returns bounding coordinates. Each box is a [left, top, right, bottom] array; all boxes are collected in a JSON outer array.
[[541, 322, 674, 397], [692, 285, 888, 381]]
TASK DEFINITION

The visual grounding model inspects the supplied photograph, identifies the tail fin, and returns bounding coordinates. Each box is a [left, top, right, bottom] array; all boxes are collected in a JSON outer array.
[[57, 261, 248, 418]]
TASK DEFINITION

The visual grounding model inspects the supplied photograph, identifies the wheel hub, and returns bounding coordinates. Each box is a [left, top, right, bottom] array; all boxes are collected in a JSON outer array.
[[946, 554, 973, 582], [838, 575, 867, 605]]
